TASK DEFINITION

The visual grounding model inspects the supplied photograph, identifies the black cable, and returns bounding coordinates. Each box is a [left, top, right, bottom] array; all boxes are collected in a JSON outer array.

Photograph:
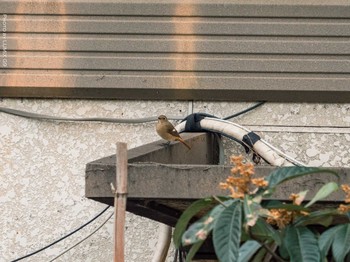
[[173, 249, 179, 262], [11, 206, 110, 262], [0, 102, 265, 124], [0, 106, 162, 123], [49, 212, 114, 261], [223, 101, 265, 120], [180, 250, 186, 262]]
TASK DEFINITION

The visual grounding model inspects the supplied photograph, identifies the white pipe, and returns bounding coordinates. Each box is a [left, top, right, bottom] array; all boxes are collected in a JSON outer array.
[[176, 117, 305, 166], [151, 223, 172, 262]]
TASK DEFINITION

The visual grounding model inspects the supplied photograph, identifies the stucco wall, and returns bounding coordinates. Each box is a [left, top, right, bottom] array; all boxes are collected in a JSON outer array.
[[1, 99, 350, 261]]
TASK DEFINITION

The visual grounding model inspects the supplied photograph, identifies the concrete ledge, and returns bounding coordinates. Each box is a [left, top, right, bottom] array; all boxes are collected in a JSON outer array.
[[85, 133, 350, 226], [87, 164, 350, 200]]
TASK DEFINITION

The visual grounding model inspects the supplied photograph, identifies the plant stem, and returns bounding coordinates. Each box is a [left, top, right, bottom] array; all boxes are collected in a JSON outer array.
[[212, 195, 228, 208], [248, 228, 286, 262]]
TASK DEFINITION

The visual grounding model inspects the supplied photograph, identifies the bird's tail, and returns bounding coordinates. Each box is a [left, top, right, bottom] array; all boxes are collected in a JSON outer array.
[[176, 137, 191, 150]]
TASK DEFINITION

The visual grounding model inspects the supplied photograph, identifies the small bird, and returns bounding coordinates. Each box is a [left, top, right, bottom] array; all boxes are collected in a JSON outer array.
[[156, 115, 191, 150]]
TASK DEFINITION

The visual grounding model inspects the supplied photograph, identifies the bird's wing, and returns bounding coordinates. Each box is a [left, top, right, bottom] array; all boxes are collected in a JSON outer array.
[[164, 123, 181, 137], [169, 127, 181, 138]]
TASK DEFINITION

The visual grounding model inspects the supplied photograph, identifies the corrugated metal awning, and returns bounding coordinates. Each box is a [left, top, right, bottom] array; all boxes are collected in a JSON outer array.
[[1, 0, 350, 102]]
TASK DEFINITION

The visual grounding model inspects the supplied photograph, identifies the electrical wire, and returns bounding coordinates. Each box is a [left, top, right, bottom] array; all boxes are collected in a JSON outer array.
[[0, 107, 184, 123], [11, 206, 110, 262], [49, 211, 114, 262], [0, 106, 157, 123], [0, 102, 264, 124], [223, 101, 265, 120]]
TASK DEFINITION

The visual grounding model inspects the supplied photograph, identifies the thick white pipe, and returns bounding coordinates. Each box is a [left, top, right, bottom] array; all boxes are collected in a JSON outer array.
[[176, 117, 302, 166], [151, 223, 172, 262]]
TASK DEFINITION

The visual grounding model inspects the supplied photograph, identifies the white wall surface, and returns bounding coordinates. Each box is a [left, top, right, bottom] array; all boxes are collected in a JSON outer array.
[[1, 99, 350, 261]]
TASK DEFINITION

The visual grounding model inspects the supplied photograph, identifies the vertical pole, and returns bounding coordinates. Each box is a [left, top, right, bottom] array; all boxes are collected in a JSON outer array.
[[114, 142, 128, 262]]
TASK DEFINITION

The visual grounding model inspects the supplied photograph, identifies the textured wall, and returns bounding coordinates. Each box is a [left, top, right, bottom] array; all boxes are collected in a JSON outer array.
[[1, 99, 350, 261]]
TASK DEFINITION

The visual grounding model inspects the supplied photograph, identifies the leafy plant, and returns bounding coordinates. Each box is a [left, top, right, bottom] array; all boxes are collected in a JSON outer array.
[[173, 156, 350, 262]]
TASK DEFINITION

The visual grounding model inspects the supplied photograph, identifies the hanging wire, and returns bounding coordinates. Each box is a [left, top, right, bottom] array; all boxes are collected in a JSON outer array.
[[49, 211, 114, 261], [0, 106, 160, 123], [223, 101, 265, 120], [0, 102, 265, 124], [11, 206, 110, 262]]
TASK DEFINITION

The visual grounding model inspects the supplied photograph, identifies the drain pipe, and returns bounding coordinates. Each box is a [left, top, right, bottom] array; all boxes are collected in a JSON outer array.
[[151, 224, 172, 262]]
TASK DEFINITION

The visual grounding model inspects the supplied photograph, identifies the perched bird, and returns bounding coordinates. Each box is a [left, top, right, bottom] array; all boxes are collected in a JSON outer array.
[[156, 115, 191, 150]]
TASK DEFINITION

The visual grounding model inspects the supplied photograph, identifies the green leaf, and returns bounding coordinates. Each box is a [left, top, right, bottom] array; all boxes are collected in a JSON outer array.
[[347, 212, 350, 221], [181, 207, 219, 245], [252, 218, 282, 245], [265, 167, 338, 190], [243, 195, 262, 227], [294, 209, 337, 227], [262, 200, 284, 208], [181, 199, 237, 246], [332, 224, 350, 262], [279, 227, 291, 259], [318, 225, 342, 259], [173, 197, 214, 248], [185, 240, 205, 262], [305, 182, 339, 208], [284, 226, 321, 262], [213, 201, 242, 262], [238, 240, 261, 262]]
